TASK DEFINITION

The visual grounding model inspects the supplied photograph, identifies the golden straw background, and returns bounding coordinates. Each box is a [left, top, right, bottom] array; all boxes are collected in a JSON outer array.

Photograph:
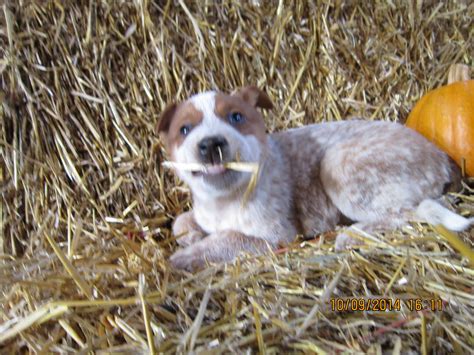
[[1, 1, 473, 353]]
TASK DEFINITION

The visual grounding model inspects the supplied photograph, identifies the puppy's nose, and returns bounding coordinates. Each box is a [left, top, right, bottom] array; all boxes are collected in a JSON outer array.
[[198, 135, 229, 164]]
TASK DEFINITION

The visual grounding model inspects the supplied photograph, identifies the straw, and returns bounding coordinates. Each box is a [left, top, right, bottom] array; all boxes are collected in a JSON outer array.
[[1, 1, 473, 353]]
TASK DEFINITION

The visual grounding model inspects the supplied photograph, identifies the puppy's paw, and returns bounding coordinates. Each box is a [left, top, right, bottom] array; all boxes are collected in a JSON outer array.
[[172, 212, 204, 247], [176, 231, 204, 247], [169, 246, 207, 271], [335, 232, 364, 251]]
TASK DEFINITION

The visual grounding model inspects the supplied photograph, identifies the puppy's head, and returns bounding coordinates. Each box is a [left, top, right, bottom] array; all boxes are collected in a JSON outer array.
[[156, 86, 273, 197]]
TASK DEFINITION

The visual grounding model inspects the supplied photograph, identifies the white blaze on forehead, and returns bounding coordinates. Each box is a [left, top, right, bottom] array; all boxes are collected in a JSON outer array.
[[188, 91, 237, 137], [189, 91, 217, 124]]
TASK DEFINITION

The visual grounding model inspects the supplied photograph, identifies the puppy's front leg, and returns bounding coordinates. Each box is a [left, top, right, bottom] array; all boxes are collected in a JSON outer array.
[[172, 211, 205, 247], [169, 231, 274, 271]]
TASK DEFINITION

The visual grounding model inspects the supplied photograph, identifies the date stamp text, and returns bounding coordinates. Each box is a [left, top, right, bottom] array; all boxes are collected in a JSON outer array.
[[329, 298, 444, 312]]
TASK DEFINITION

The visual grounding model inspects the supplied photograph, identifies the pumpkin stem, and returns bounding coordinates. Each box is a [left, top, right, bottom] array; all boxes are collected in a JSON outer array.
[[447, 64, 470, 84]]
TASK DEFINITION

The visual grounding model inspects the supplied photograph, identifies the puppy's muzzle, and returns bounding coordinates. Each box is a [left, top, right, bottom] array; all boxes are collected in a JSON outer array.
[[198, 135, 229, 164]]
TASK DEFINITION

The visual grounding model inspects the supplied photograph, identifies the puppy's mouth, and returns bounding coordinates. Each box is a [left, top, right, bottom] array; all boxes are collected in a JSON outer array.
[[162, 160, 258, 193], [191, 164, 228, 177], [193, 163, 241, 190]]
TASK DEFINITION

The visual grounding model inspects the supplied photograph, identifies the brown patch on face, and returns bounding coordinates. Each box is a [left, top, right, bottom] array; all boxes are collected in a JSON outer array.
[[214, 92, 268, 144], [157, 102, 203, 152]]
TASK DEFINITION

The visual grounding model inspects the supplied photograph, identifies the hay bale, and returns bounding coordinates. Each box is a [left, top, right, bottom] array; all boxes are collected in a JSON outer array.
[[1, 1, 473, 353]]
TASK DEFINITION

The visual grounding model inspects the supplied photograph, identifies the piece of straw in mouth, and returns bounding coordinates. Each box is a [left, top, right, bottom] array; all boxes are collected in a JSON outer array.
[[161, 160, 258, 173], [161, 161, 208, 172], [161, 161, 260, 204]]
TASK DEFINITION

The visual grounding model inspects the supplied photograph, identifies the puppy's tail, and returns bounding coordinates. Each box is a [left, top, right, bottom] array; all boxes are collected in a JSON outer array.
[[416, 199, 473, 231]]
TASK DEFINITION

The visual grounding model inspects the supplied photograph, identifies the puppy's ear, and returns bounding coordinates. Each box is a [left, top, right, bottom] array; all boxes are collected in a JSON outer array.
[[234, 86, 273, 110], [155, 103, 177, 136]]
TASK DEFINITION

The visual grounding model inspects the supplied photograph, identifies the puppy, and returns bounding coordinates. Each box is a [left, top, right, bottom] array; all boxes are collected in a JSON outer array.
[[156, 86, 472, 271]]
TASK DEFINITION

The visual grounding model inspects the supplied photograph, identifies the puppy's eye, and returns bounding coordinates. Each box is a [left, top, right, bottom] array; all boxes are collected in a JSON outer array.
[[180, 124, 192, 136], [228, 112, 245, 125]]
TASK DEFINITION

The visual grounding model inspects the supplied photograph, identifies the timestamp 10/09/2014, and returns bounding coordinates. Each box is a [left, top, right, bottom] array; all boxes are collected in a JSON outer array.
[[329, 298, 444, 312]]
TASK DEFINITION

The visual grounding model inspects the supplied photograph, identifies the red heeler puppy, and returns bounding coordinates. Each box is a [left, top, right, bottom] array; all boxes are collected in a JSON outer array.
[[156, 86, 472, 271]]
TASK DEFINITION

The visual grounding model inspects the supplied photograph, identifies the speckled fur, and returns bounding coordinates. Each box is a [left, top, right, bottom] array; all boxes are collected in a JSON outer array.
[[158, 88, 465, 271], [273, 120, 462, 250]]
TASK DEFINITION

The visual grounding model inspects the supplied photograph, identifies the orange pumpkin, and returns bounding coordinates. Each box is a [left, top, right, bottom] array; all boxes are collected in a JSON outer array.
[[406, 64, 474, 176]]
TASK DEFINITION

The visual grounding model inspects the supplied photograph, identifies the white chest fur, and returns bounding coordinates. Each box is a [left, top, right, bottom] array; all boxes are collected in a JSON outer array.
[[192, 141, 297, 244], [193, 196, 281, 239]]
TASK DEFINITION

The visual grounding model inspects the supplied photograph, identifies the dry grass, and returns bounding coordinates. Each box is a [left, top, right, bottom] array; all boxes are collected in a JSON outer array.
[[1, 1, 474, 353]]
